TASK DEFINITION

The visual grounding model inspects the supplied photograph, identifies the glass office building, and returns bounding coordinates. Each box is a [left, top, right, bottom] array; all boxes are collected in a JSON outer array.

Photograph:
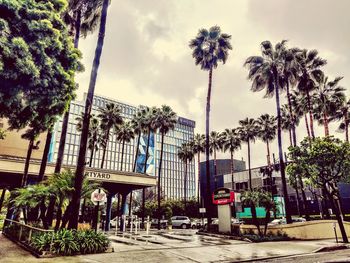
[[49, 94, 196, 200]]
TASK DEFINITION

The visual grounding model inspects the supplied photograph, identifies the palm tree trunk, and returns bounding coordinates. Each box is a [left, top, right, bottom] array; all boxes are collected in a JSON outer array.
[[295, 187, 301, 217], [247, 139, 252, 190], [69, 0, 110, 230], [141, 129, 151, 227], [157, 133, 165, 230], [304, 114, 311, 139], [0, 188, 6, 213], [286, 82, 297, 146], [345, 114, 349, 142], [251, 203, 261, 236], [184, 160, 188, 210], [205, 67, 213, 228], [100, 128, 110, 169], [54, 200, 64, 231], [55, 9, 81, 174], [38, 131, 52, 182], [306, 91, 315, 139], [264, 208, 271, 236], [22, 139, 34, 187], [133, 132, 141, 172], [89, 144, 95, 167], [120, 140, 125, 171], [274, 78, 292, 224], [323, 112, 329, 136], [288, 129, 293, 147], [213, 148, 217, 189], [230, 151, 234, 190], [266, 140, 274, 195], [197, 152, 201, 204]]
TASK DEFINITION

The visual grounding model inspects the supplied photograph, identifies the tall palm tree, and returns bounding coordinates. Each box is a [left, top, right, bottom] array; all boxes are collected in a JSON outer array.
[[178, 143, 194, 209], [209, 131, 223, 189], [155, 105, 177, 230], [313, 76, 346, 136], [98, 103, 123, 169], [55, 0, 105, 174], [256, 114, 276, 167], [220, 129, 241, 190], [116, 121, 135, 171], [189, 26, 232, 228], [295, 49, 327, 139], [244, 40, 292, 223], [333, 99, 350, 142], [281, 105, 295, 147], [190, 134, 205, 204], [131, 107, 147, 172], [141, 106, 159, 226], [290, 91, 311, 140], [69, 0, 111, 230], [238, 118, 258, 190]]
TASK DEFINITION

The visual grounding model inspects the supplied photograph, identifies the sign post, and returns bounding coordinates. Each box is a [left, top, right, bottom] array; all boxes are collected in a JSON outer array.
[[91, 189, 107, 232], [212, 188, 235, 234], [199, 207, 206, 228]]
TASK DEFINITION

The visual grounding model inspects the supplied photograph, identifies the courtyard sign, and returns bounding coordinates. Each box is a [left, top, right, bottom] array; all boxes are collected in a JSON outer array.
[[85, 171, 111, 180], [212, 188, 234, 205]]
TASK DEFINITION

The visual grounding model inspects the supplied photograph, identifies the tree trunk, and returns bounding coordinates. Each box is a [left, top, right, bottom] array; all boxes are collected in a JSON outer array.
[[298, 176, 310, 220], [54, 200, 63, 231], [247, 139, 252, 190], [230, 150, 234, 190], [22, 139, 34, 187], [306, 90, 315, 139], [304, 114, 311, 139], [141, 129, 151, 227], [133, 132, 141, 172], [327, 192, 348, 243], [69, 0, 110, 230], [286, 82, 297, 146], [120, 140, 125, 171], [157, 133, 164, 230], [295, 187, 301, 217], [323, 112, 329, 136], [288, 129, 293, 147], [197, 152, 201, 204], [274, 78, 292, 224], [264, 208, 271, 236], [213, 148, 217, 189], [0, 188, 6, 213], [345, 114, 349, 143], [184, 160, 188, 210], [89, 143, 95, 167], [100, 128, 110, 169], [205, 68, 213, 229], [38, 131, 52, 182], [251, 204, 261, 236], [266, 141, 274, 195]]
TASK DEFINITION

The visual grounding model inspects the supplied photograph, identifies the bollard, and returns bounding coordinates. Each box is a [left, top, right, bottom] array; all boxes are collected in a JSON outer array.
[[130, 216, 133, 234], [135, 216, 138, 235]]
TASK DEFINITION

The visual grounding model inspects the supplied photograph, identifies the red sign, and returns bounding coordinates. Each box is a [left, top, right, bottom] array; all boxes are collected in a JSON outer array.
[[212, 188, 234, 205]]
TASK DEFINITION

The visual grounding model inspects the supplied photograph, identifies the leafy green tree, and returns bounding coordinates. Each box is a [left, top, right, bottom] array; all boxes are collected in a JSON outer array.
[[238, 118, 259, 189], [258, 191, 278, 236], [287, 137, 350, 243], [295, 49, 327, 138], [70, 0, 111, 229], [241, 190, 262, 236], [313, 76, 345, 136], [189, 26, 232, 228], [55, 0, 105, 174], [178, 143, 194, 208], [98, 103, 123, 169], [221, 129, 241, 190], [209, 131, 223, 188], [155, 105, 177, 229], [116, 121, 135, 171], [190, 134, 205, 203], [244, 40, 292, 223], [0, 0, 81, 129]]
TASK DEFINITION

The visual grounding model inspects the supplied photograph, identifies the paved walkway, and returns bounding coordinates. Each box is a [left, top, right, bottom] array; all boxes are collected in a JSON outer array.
[[0, 231, 345, 263]]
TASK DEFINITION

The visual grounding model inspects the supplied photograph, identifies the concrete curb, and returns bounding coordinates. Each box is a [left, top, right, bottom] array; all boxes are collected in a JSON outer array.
[[313, 244, 349, 253], [196, 231, 252, 242]]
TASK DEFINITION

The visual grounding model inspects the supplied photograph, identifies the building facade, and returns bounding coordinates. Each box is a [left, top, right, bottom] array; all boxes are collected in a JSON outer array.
[[49, 94, 196, 200]]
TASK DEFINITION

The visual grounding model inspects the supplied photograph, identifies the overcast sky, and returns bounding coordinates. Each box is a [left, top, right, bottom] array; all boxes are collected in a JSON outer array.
[[75, 0, 350, 168]]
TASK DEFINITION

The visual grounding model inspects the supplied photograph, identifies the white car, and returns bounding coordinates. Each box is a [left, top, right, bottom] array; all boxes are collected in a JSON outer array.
[[269, 217, 306, 226], [171, 216, 191, 229]]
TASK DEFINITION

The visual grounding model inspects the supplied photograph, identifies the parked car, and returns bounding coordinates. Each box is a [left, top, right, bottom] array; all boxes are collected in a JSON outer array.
[[171, 216, 191, 229], [151, 219, 168, 229], [269, 217, 306, 226]]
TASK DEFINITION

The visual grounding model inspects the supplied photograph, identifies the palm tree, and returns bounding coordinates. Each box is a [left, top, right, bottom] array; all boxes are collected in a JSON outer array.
[[116, 121, 135, 171], [313, 76, 346, 136], [244, 40, 292, 223], [240, 190, 262, 236], [295, 49, 327, 139], [220, 129, 241, 190], [189, 26, 232, 228], [281, 106, 295, 147], [209, 131, 223, 189], [98, 103, 123, 169], [178, 143, 194, 209], [290, 91, 311, 140], [238, 118, 258, 190], [69, 0, 111, 230], [190, 134, 205, 204], [155, 105, 177, 230], [55, 0, 105, 174], [333, 99, 350, 142], [141, 106, 159, 226]]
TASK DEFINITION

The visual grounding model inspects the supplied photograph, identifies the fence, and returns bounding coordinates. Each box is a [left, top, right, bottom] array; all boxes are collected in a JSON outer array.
[[3, 219, 54, 252]]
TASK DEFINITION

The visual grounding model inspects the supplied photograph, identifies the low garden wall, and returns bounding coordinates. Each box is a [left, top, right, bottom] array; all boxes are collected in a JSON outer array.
[[240, 220, 350, 240]]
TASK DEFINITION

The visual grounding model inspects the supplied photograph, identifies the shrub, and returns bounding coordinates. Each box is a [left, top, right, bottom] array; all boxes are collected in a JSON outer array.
[[31, 229, 110, 256]]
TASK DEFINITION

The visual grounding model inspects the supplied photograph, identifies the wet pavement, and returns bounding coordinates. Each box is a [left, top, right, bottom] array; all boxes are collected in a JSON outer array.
[[0, 231, 345, 262]]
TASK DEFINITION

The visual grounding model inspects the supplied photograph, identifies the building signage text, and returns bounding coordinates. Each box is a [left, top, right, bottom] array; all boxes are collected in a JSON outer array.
[[212, 188, 234, 205], [85, 171, 111, 180]]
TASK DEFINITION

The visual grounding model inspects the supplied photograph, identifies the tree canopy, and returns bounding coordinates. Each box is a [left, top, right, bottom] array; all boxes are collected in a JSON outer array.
[[0, 0, 82, 129]]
